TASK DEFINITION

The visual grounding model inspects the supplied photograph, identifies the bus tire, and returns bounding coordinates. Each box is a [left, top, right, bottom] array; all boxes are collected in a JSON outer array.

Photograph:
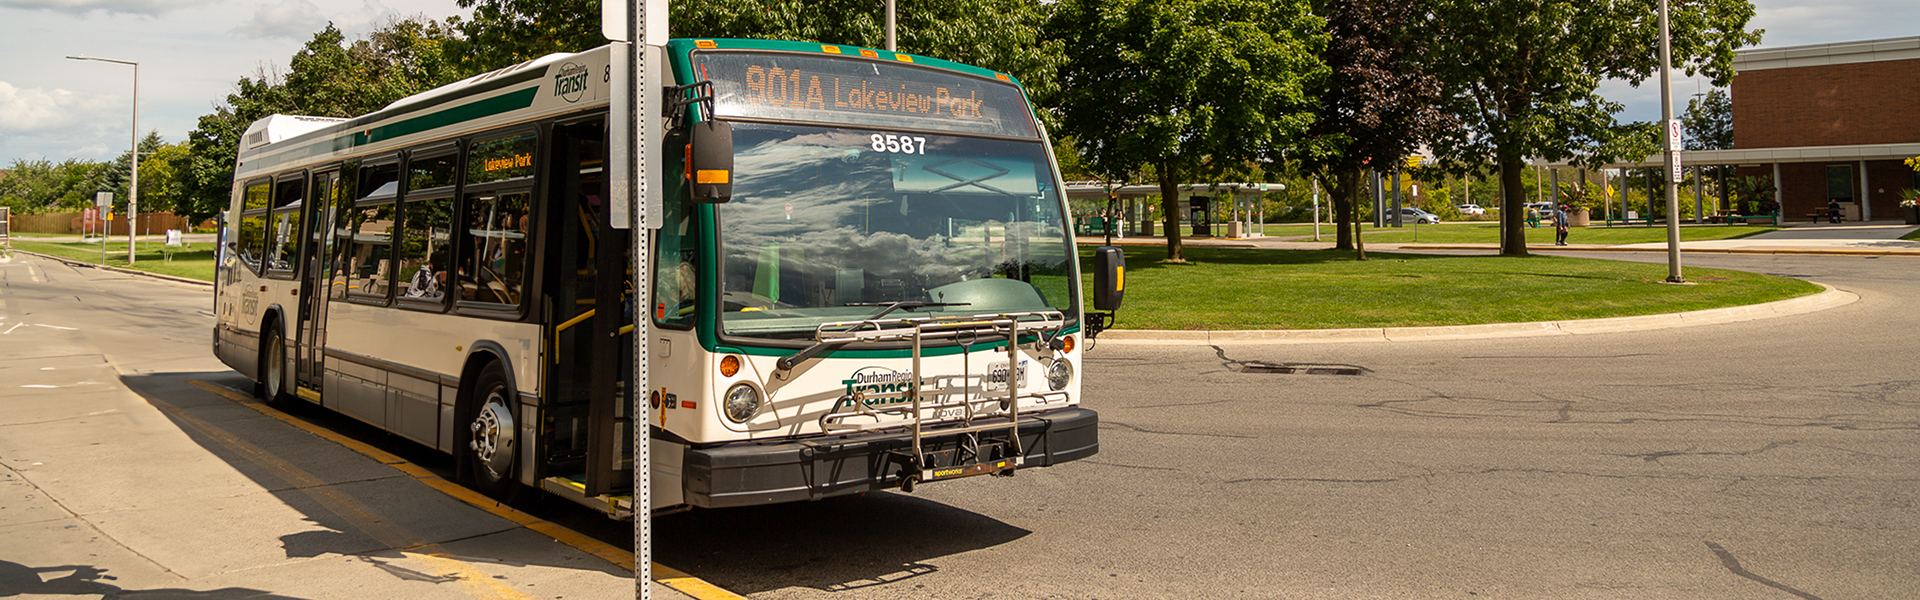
[[462, 362, 521, 501], [258, 323, 289, 406]]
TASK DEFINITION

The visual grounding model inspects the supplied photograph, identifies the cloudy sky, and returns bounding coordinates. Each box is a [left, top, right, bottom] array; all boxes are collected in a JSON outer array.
[[2, 0, 1916, 163]]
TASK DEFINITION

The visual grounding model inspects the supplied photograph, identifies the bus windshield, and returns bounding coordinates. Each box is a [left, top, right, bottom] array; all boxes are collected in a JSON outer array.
[[717, 121, 1076, 341]]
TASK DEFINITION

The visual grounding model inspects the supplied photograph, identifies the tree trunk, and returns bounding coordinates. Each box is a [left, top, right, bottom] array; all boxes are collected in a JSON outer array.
[[1326, 171, 1357, 251], [1498, 153, 1529, 256], [1158, 163, 1184, 262]]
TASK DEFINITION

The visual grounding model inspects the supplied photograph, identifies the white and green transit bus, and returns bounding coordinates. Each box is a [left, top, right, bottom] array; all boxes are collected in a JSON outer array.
[[213, 38, 1115, 517]]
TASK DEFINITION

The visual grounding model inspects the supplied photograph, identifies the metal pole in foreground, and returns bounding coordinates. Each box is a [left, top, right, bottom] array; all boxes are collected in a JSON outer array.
[[604, 0, 661, 596], [1658, 0, 1685, 283]]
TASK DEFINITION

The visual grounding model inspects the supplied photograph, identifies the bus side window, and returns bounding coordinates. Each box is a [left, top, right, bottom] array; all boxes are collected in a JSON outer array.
[[652, 199, 695, 326], [458, 190, 532, 306], [268, 176, 304, 275], [237, 180, 271, 271], [348, 203, 396, 300], [348, 163, 399, 302], [398, 196, 452, 303]]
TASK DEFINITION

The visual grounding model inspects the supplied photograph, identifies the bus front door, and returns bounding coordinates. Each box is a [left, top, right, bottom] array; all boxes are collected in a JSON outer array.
[[546, 119, 633, 497]]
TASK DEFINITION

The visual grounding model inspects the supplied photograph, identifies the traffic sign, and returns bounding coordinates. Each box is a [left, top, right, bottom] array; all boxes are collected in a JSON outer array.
[[1669, 151, 1684, 183], [1667, 119, 1683, 151]]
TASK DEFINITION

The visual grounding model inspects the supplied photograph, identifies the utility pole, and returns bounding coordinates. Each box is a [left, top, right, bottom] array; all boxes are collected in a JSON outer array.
[[885, 0, 897, 51]]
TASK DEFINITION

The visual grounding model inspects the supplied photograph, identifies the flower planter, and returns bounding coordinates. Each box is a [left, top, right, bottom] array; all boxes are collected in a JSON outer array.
[[1905, 206, 1919, 225], [1569, 209, 1590, 227]]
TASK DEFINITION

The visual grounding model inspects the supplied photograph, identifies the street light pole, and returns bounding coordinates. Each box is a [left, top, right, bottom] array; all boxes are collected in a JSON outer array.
[[67, 55, 139, 265], [1657, 0, 1685, 283]]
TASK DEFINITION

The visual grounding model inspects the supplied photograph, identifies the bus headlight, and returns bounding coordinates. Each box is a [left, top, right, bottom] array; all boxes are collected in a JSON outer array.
[[1046, 359, 1073, 391], [723, 383, 761, 423]]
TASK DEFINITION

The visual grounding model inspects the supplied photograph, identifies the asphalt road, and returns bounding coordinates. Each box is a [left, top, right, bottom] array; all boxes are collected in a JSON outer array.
[[7, 251, 1916, 599], [650, 252, 1920, 599]]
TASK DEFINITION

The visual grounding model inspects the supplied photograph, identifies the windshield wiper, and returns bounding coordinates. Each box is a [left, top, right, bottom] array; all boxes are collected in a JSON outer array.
[[778, 301, 973, 372], [845, 300, 971, 320]]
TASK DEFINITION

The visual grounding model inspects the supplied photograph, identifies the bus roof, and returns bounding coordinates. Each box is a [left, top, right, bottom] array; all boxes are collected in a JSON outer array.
[[236, 39, 1028, 178]]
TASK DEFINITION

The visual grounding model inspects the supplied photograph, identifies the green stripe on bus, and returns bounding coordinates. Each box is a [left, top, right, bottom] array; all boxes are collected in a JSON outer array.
[[354, 87, 541, 146], [245, 86, 541, 173]]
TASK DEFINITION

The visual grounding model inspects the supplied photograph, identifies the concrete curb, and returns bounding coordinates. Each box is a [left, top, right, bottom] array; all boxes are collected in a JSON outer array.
[[9, 249, 214, 287], [1096, 282, 1855, 346]]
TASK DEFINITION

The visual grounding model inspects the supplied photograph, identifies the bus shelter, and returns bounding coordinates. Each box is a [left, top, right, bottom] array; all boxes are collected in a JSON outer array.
[[1064, 182, 1284, 238]]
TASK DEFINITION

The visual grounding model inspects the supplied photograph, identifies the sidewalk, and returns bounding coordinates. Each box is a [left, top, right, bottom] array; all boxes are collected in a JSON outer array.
[[0, 254, 702, 600], [1078, 220, 1920, 255]]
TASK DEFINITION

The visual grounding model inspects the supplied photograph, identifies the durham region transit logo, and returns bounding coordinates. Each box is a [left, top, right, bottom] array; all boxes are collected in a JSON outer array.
[[555, 62, 590, 103]]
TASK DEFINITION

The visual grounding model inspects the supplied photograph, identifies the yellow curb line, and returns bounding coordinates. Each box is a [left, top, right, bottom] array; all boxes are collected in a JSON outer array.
[[188, 380, 746, 600]]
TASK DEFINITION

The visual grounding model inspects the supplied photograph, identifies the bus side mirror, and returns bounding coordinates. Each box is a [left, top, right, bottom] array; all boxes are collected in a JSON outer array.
[[688, 120, 732, 203], [1093, 246, 1124, 312]]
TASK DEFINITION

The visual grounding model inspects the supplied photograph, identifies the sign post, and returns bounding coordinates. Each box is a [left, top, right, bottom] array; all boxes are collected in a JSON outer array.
[[606, 1, 666, 597], [96, 192, 113, 263]]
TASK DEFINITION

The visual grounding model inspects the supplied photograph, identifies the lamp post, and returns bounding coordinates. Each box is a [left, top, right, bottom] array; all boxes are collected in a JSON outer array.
[[67, 55, 139, 265], [1656, 0, 1684, 283]]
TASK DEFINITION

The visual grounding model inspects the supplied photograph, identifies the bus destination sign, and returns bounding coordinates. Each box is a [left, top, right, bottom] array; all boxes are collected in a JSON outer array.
[[697, 51, 1037, 139]]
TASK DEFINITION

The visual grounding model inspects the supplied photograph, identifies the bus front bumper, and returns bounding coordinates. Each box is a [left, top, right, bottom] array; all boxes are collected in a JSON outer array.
[[682, 407, 1098, 508]]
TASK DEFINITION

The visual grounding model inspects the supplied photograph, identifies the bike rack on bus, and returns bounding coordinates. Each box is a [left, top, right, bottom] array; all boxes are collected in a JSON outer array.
[[808, 310, 1070, 491]]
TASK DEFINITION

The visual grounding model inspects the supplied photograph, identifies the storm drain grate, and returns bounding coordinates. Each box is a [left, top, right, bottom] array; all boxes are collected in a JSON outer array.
[[1240, 364, 1364, 376]]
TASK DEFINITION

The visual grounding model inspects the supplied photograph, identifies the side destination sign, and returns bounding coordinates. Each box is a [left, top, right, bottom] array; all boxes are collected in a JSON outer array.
[[696, 51, 1038, 139]]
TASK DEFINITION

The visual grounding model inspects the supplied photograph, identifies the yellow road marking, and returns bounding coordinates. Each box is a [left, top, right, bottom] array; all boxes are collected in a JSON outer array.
[[188, 380, 746, 600]]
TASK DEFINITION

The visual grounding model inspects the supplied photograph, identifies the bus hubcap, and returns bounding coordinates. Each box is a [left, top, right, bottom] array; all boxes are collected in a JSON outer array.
[[469, 394, 515, 480]]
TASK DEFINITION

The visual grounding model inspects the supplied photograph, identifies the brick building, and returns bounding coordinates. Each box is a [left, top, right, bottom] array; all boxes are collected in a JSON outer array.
[[1727, 37, 1920, 221], [1599, 37, 1920, 223]]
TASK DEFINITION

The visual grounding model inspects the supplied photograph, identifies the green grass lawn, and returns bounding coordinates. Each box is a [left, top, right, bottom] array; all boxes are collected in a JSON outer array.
[[1084, 246, 1820, 330], [10, 240, 217, 282], [1255, 222, 1776, 245]]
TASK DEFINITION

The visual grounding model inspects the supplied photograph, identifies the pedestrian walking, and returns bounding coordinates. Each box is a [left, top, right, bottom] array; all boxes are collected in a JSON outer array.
[[1553, 204, 1570, 245]]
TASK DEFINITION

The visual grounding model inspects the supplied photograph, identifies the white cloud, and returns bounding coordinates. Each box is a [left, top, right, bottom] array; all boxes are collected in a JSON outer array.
[[0, 80, 121, 134], [233, 0, 325, 40], [0, 0, 207, 17]]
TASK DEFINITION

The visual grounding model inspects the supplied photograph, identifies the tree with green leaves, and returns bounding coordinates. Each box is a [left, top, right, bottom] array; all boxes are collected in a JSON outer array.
[[179, 19, 465, 224], [1682, 87, 1733, 218], [1424, 0, 1761, 255], [97, 131, 167, 216], [1296, 0, 1454, 257], [1049, 0, 1326, 262], [451, 0, 1062, 108], [0, 158, 112, 214], [1681, 88, 1732, 151]]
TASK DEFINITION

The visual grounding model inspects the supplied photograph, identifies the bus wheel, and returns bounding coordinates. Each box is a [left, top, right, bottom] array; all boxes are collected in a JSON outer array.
[[465, 363, 520, 500], [258, 326, 288, 405]]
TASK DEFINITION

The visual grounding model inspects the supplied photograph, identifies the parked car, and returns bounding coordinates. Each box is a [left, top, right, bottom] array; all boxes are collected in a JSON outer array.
[[1456, 203, 1486, 215], [1398, 207, 1441, 224]]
